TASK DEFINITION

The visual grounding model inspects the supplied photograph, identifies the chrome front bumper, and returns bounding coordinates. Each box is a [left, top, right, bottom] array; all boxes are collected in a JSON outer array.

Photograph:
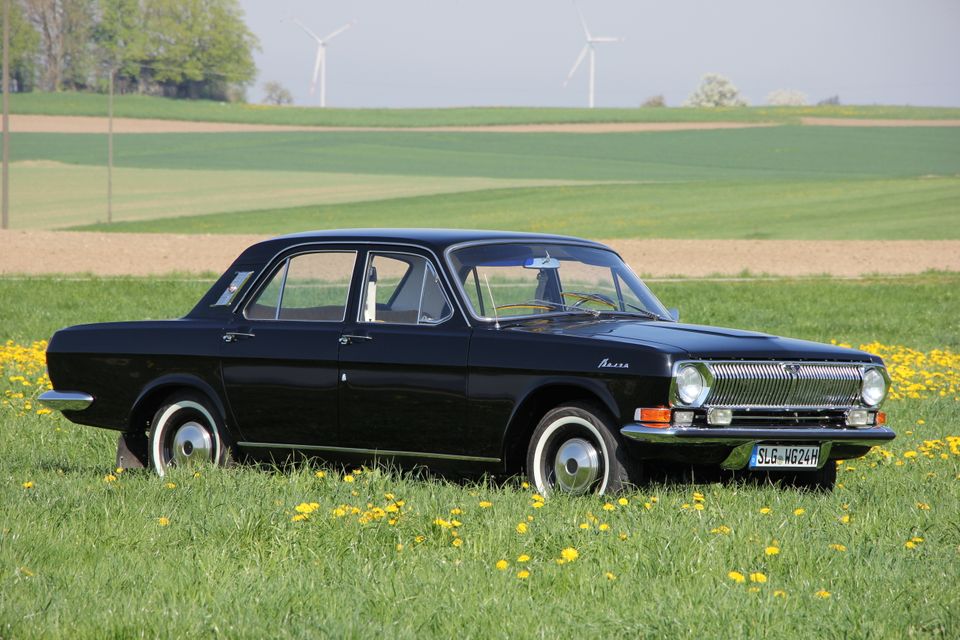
[[620, 424, 896, 470], [38, 390, 94, 412]]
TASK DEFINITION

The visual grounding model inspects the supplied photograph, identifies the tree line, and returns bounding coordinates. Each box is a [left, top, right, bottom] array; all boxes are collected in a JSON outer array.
[[1, 0, 258, 101]]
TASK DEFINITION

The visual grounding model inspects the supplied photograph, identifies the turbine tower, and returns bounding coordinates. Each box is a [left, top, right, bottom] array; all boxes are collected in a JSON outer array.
[[290, 18, 356, 108], [562, 2, 622, 108]]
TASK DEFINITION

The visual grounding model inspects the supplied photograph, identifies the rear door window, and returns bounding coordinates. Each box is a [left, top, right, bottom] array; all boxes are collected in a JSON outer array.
[[245, 251, 357, 322]]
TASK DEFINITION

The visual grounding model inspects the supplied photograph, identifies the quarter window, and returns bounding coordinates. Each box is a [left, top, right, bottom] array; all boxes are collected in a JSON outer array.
[[360, 253, 452, 325], [245, 251, 356, 321]]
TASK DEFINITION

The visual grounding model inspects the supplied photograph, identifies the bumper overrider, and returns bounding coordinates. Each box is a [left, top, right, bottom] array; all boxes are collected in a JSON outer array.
[[620, 423, 895, 470], [38, 390, 94, 411]]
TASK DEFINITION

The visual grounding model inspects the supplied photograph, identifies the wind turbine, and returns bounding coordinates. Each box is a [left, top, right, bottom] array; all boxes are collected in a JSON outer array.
[[562, 3, 622, 108], [290, 18, 356, 108]]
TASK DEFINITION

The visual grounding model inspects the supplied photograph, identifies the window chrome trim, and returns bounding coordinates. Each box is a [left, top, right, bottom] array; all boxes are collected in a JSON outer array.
[[240, 249, 358, 324], [442, 238, 667, 324], [233, 240, 471, 327], [236, 441, 500, 463], [356, 249, 455, 327]]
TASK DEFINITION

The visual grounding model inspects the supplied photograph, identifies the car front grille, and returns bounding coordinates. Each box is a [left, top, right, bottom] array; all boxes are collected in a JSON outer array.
[[706, 362, 863, 409]]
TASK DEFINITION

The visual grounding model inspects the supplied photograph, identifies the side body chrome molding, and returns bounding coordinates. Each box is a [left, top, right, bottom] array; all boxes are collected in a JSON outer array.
[[237, 441, 501, 463]]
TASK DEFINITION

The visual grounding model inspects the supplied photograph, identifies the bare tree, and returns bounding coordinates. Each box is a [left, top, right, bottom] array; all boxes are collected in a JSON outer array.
[[22, 0, 94, 91]]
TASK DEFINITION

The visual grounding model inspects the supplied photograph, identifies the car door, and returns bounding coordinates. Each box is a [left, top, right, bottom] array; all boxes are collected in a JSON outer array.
[[220, 247, 358, 446], [337, 248, 472, 457]]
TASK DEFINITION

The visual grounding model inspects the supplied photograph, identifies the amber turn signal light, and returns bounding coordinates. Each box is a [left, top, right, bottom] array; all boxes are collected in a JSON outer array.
[[634, 407, 672, 425], [876, 411, 887, 425]]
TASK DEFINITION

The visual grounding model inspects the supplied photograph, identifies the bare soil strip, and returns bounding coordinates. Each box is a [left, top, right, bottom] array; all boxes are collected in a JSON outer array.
[[9, 114, 777, 134], [11, 114, 960, 135], [2, 230, 957, 278]]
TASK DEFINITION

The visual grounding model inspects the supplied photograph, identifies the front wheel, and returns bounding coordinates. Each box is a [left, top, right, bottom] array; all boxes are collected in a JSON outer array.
[[526, 402, 640, 495], [148, 392, 232, 477]]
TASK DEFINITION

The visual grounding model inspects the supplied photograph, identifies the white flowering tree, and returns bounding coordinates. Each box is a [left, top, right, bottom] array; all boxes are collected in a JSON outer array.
[[683, 73, 748, 107], [766, 89, 809, 106]]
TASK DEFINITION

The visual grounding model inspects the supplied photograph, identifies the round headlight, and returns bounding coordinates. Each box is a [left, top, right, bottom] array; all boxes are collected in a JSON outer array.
[[676, 365, 704, 405], [861, 368, 887, 407]]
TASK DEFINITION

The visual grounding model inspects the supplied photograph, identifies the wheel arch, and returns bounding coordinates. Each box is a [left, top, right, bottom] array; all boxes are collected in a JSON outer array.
[[501, 381, 619, 475], [128, 374, 230, 438]]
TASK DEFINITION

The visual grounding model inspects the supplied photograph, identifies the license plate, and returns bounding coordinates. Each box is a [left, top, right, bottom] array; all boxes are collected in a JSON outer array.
[[749, 444, 820, 469]]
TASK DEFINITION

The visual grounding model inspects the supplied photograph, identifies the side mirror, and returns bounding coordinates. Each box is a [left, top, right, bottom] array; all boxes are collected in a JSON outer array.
[[667, 308, 680, 322]]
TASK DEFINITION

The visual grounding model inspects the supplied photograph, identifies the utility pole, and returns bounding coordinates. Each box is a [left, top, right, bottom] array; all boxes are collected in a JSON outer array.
[[2, 0, 10, 230], [107, 67, 114, 224]]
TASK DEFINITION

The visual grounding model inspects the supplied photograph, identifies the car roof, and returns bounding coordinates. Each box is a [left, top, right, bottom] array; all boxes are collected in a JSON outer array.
[[237, 228, 610, 263]]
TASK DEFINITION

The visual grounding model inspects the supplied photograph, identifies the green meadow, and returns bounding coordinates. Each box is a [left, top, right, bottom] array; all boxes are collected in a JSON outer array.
[[11, 91, 960, 127], [1, 274, 958, 638], [7, 125, 960, 236]]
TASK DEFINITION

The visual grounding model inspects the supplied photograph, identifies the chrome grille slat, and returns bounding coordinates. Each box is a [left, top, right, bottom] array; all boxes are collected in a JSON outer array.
[[704, 362, 863, 408]]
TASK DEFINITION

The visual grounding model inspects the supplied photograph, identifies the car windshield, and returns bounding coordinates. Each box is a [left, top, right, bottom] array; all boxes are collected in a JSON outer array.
[[448, 242, 670, 321]]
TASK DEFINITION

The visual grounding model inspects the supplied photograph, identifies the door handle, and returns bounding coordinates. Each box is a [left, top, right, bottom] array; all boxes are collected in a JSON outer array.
[[338, 334, 373, 345], [222, 331, 255, 343]]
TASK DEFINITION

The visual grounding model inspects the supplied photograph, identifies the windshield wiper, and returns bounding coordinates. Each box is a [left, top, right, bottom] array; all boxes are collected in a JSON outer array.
[[493, 299, 599, 320]]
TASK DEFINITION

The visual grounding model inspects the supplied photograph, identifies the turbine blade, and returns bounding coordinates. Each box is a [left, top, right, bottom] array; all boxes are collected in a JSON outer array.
[[563, 45, 589, 87], [291, 17, 322, 43], [573, 0, 591, 40], [322, 20, 356, 43], [590, 36, 623, 43], [310, 46, 324, 95]]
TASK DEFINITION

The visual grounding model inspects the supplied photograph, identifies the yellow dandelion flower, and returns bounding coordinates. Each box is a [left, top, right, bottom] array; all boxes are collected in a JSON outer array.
[[710, 525, 731, 535], [516, 522, 528, 534], [815, 589, 831, 599], [478, 501, 493, 508], [450, 508, 462, 515], [104, 474, 117, 483], [793, 508, 806, 516], [415, 535, 425, 544], [157, 517, 170, 526], [315, 471, 326, 479], [840, 514, 851, 524], [496, 560, 509, 571], [748, 586, 761, 593], [759, 507, 772, 515], [396, 544, 403, 552], [450, 519, 462, 527], [617, 497, 629, 506], [532, 494, 545, 502], [643, 502, 652, 510], [605, 572, 617, 581], [911, 536, 924, 543], [165, 482, 176, 489], [291, 513, 309, 522], [343, 475, 355, 483], [829, 544, 847, 552], [618, 532, 628, 541], [517, 554, 530, 563], [693, 491, 705, 502], [728, 571, 746, 584], [21, 481, 34, 489], [916, 502, 931, 511], [603, 502, 615, 511], [765, 546, 780, 556], [773, 590, 787, 599], [115, 467, 124, 475], [599, 523, 611, 532], [452, 538, 463, 548], [693, 503, 705, 511], [532, 501, 544, 509], [560, 547, 579, 562], [521, 481, 529, 489], [750, 572, 767, 583], [517, 570, 530, 580], [579, 522, 590, 530], [904, 541, 917, 549]]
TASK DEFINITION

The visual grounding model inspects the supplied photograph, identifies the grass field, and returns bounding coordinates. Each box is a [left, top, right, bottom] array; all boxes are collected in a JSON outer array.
[[9, 125, 960, 235], [11, 92, 960, 127], [1, 274, 959, 637]]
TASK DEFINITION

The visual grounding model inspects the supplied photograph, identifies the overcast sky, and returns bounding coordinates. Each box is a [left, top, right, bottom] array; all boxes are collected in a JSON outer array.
[[238, 0, 960, 108]]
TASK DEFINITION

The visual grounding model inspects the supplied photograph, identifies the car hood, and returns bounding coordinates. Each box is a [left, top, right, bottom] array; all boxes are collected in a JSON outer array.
[[510, 318, 881, 363]]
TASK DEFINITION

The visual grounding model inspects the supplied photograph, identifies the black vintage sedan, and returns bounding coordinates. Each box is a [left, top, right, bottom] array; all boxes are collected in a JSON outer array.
[[40, 229, 894, 493]]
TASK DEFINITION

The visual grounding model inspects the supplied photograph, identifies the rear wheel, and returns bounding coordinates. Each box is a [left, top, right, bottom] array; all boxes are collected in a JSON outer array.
[[148, 392, 232, 477], [526, 402, 640, 495]]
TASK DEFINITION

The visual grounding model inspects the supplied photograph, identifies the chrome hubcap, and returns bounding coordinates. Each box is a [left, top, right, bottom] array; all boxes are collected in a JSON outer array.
[[171, 421, 213, 467], [553, 438, 600, 494]]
